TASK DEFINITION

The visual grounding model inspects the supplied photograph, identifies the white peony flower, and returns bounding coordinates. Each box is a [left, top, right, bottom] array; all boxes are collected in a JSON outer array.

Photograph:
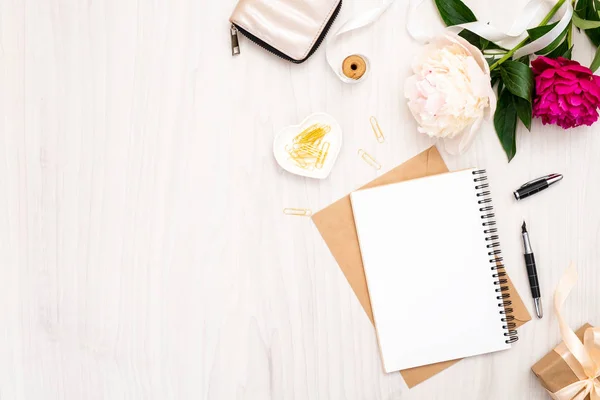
[[404, 32, 496, 155]]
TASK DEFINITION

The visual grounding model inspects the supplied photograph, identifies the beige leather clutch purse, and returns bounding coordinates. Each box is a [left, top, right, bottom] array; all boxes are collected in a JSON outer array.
[[230, 0, 342, 63]]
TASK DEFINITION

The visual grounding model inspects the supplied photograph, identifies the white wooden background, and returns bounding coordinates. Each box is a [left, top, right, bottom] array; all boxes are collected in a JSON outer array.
[[1, 0, 599, 398]]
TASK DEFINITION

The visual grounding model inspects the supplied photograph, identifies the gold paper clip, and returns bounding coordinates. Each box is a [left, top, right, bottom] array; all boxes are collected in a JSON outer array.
[[358, 149, 381, 170], [294, 124, 330, 144], [315, 142, 330, 169], [370, 116, 385, 143], [289, 157, 310, 170], [283, 208, 313, 217], [287, 124, 332, 171]]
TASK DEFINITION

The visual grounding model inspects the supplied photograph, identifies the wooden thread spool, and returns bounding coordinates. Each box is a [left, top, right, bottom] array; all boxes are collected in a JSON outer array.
[[342, 55, 367, 81]]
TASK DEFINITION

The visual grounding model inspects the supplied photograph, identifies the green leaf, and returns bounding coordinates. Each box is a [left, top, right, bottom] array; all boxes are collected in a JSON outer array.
[[484, 41, 507, 51], [512, 95, 532, 131], [537, 27, 569, 55], [494, 90, 518, 162], [497, 80, 504, 96], [480, 37, 490, 50], [490, 66, 501, 79], [458, 27, 508, 53], [516, 55, 530, 65], [562, 46, 573, 59], [575, 0, 600, 46], [457, 25, 505, 52], [491, 76, 500, 89], [434, 0, 477, 26], [526, 22, 569, 55], [546, 39, 570, 59], [459, 29, 483, 48], [573, 13, 600, 29], [591, 46, 600, 72], [500, 61, 534, 102], [527, 22, 558, 41], [434, 2, 506, 52], [478, 37, 507, 52]]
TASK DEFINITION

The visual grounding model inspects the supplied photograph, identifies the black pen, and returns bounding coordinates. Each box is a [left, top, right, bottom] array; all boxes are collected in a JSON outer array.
[[521, 221, 542, 318], [514, 174, 563, 200]]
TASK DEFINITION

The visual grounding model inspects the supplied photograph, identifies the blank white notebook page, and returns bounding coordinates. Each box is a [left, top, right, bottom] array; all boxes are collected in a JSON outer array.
[[350, 169, 511, 373]]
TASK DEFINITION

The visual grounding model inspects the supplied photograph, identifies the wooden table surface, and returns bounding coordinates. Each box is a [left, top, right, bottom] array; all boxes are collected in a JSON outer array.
[[1, 0, 598, 398]]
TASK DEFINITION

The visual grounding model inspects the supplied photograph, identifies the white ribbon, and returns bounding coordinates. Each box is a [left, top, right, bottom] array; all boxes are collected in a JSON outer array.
[[407, 0, 546, 47], [406, 0, 573, 60], [448, 2, 545, 50], [326, 0, 396, 83], [513, 0, 573, 59], [327, 0, 573, 83]]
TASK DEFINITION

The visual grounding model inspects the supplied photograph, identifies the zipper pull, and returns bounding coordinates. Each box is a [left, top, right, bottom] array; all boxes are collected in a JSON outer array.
[[230, 25, 240, 56]]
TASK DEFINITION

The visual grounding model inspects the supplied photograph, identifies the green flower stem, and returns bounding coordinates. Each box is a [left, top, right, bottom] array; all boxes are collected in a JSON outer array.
[[567, 0, 575, 47], [489, 0, 568, 71], [489, 39, 529, 71]]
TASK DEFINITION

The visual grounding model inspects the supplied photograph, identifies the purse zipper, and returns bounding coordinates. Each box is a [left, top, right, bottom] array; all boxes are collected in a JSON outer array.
[[231, 25, 240, 56], [230, 0, 342, 63]]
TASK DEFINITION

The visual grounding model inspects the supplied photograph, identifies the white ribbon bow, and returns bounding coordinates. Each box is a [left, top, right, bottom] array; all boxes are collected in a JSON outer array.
[[327, 0, 573, 83], [407, 0, 573, 60], [549, 264, 600, 400]]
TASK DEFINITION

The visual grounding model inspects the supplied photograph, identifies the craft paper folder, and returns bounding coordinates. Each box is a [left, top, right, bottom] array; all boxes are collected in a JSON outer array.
[[311, 146, 531, 387], [351, 168, 516, 372]]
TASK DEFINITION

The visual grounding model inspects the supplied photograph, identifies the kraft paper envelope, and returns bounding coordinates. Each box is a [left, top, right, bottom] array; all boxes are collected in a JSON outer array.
[[312, 146, 532, 388]]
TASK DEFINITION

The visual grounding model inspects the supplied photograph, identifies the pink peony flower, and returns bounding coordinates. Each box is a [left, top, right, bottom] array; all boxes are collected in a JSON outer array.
[[404, 32, 496, 155], [532, 56, 600, 129]]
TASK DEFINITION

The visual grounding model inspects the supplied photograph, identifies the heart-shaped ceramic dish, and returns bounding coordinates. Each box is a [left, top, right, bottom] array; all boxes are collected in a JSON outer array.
[[273, 112, 343, 179]]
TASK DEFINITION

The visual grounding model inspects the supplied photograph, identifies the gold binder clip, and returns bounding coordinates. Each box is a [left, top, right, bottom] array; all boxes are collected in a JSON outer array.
[[283, 208, 313, 217], [370, 116, 385, 143], [358, 149, 381, 170]]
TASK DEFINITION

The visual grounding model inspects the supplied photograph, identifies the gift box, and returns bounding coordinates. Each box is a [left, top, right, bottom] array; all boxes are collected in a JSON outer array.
[[531, 264, 600, 400], [532, 324, 596, 400]]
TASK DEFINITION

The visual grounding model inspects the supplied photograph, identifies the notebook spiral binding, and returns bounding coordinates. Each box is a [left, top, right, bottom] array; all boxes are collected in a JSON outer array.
[[472, 169, 519, 344]]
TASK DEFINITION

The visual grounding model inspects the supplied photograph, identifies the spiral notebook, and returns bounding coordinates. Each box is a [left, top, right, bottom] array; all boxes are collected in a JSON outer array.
[[350, 168, 517, 373]]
